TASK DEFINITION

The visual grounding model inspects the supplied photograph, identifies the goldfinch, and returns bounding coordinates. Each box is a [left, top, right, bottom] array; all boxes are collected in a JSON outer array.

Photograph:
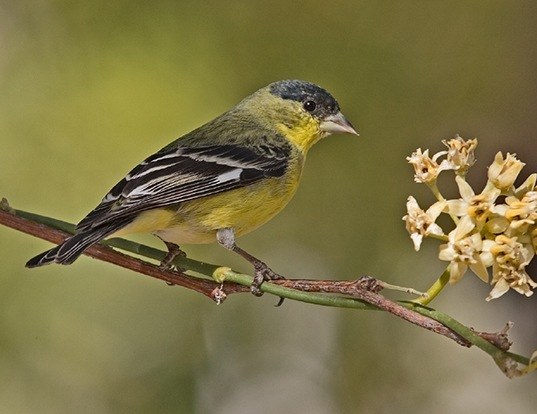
[[26, 79, 358, 294]]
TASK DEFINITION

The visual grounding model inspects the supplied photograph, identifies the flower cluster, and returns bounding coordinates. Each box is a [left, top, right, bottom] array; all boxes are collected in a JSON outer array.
[[404, 136, 537, 300]]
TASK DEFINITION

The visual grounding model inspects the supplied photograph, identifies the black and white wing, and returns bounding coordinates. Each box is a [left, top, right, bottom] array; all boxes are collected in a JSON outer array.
[[75, 142, 291, 232]]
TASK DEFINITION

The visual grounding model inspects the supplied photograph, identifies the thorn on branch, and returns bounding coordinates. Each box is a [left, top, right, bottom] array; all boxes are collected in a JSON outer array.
[[473, 322, 514, 352]]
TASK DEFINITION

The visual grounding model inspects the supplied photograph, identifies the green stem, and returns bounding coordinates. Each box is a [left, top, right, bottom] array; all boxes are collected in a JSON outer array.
[[409, 303, 530, 369], [222, 268, 532, 375], [105, 237, 221, 277], [413, 267, 450, 305], [428, 233, 449, 242], [427, 181, 445, 202], [17, 210, 76, 233], [214, 268, 378, 310]]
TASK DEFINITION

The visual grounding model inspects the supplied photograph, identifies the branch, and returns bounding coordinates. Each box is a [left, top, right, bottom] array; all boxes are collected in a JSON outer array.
[[1, 199, 534, 377], [267, 277, 470, 346], [0, 202, 246, 298]]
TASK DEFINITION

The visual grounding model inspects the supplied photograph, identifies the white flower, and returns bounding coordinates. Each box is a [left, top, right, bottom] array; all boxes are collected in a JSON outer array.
[[487, 235, 537, 300], [504, 191, 537, 233], [438, 216, 490, 283], [403, 196, 446, 251], [447, 176, 500, 227], [442, 136, 477, 175], [406, 141, 537, 301], [487, 152, 525, 191], [487, 266, 537, 300], [407, 148, 450, 184]]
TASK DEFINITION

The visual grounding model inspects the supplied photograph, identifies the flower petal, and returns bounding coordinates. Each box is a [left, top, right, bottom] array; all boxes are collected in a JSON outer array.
[[426, 200, 447, 220], [515, 173, 537, 198], [487, 278, 510, 301], [453, 215, 475, 241], [438, 244, 454, 261], [455, 175, 475, 201], [449, 262, 468, 284], [410, 233, 423, 251], [469, 259, 489, 283], [446, 199, 468, 217]]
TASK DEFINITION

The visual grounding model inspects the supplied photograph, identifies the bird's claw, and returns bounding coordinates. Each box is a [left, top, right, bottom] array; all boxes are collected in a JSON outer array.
[[250, 263, 285, 296], [159, 242, 186, 272]]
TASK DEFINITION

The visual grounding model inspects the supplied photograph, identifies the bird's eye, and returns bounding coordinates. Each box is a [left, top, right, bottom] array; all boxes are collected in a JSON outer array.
[[303, 100, 317, 112]]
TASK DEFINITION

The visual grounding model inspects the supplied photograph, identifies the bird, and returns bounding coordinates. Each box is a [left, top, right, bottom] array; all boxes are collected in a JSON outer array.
[[26, 79, 358, 295]]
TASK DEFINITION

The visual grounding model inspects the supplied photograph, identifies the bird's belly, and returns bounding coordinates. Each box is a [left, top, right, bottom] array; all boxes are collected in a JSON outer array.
[[155, 175, 300, 245]]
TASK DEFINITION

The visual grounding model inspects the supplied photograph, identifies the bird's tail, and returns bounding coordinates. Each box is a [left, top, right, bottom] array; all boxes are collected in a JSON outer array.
[[25, 220, 131, 268]]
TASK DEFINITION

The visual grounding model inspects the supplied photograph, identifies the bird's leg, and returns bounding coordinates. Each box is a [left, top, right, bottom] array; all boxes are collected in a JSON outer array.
[[158, 239, 186, 270], [216, 228, 284, 296]]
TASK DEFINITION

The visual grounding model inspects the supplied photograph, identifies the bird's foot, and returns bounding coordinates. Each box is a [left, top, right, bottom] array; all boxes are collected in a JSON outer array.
[[159, 242, 187, 272], [251, 262, 285, 296]]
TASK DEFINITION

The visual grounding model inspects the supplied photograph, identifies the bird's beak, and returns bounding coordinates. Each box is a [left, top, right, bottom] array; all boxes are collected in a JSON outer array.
[[320, 112, 359, 136]]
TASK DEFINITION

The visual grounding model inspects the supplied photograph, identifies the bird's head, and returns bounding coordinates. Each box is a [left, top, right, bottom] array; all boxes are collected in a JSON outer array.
[[242, 79, 358, 153]]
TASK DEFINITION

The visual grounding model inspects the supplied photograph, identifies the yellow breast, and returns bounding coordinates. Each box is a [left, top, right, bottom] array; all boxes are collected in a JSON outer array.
[[114, 156, 304, 245]]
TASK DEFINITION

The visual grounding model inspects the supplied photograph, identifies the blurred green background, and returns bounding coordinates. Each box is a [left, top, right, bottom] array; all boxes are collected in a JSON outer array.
[[1, 1, 537, 413]]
